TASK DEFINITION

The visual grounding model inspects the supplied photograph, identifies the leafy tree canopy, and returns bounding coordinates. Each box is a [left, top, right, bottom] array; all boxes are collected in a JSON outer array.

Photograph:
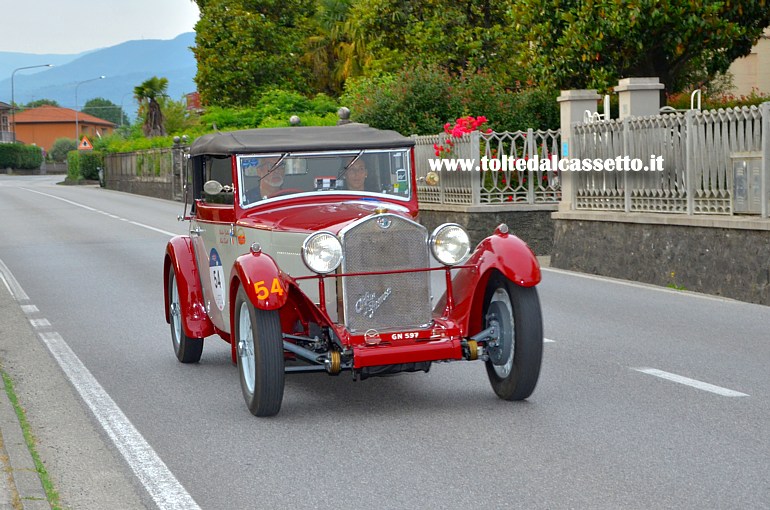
[[193, 0, 315, 106], [349, 0, 517, 79], [82, 98, 129, 126], [25, 99, 59, 108], [510, 0, 770, 95]]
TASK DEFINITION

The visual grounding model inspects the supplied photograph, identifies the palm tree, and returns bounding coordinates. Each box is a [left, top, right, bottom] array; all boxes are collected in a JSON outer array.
[[303, 0, 371, 96], [134, 76, 169, 137]]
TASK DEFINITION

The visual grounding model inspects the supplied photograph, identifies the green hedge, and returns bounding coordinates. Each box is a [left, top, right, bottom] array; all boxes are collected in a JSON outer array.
[[0, 144, 44, 169], [341, 64, 560, 135], [67, 151, 104, 180]]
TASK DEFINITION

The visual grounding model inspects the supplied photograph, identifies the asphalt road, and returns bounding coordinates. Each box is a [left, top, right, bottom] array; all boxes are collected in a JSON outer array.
[[1, 175, 769, 509]]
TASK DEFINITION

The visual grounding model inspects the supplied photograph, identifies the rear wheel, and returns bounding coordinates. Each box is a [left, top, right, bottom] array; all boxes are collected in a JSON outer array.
[[234, 286, 285, 417], [483, 273, 543, 401], [168, 268, 204, 363]]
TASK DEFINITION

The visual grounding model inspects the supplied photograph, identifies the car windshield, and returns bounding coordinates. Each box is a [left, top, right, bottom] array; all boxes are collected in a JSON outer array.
[[237, 149, 412, 206]]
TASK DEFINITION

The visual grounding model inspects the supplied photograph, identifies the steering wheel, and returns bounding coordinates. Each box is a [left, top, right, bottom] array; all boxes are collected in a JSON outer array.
[[268, 188, 304, 198]]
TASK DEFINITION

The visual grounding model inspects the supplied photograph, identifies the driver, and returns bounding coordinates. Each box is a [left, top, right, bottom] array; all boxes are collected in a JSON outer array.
[[243, 157, 284, 203]]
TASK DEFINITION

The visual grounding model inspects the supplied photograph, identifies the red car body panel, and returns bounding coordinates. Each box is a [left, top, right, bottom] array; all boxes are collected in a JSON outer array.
[[229, 251, 291, 311], [236, 198, 415, 234], [164, 236, 216, 339], [434, 229, 541, 337]]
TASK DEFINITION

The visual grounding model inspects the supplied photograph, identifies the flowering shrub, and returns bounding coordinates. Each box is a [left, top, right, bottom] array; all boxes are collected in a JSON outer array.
[[433, 115, 491, 157], [667, 89, 769, 110]]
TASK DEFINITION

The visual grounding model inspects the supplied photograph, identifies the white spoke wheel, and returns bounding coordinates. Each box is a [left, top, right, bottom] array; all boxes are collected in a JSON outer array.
[[168, 269, 204, 363], [483, 272, 543, 401], [234, 286, 285, 417]]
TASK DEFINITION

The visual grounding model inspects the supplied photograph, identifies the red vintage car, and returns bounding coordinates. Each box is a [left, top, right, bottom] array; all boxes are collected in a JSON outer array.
[[164, 124, 543, 416]]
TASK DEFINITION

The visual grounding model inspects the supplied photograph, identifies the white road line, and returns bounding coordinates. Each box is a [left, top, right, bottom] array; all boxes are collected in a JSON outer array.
[[21, 305, 39, 315], [20, 188, 177, 237], [1, 258, 200, 509], [0, 258, 29, 301], [29, 318, 51, 329], [544, 338, 555, 343], [128, 220, 177, 236], [633, 368, 749, 397]]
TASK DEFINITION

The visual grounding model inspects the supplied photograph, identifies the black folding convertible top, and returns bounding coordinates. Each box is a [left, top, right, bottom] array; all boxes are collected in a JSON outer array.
[[190, 123, 414, 156]]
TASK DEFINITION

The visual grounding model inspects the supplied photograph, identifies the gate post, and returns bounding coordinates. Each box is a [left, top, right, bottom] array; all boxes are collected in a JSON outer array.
[[557, 89, 602, 211]]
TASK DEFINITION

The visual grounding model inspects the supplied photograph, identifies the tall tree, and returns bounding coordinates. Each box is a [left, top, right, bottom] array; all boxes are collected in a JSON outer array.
[[303, 0, 371, 96], [510, 0, 770, 95], [82, 98, 129, 126], [192, 0, 315, 107], [134, 77, 168, 137], [349, 0, 517, 79]]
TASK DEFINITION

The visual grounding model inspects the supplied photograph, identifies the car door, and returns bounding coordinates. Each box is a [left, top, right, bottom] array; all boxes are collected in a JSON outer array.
[[191, 156, 237, 334]]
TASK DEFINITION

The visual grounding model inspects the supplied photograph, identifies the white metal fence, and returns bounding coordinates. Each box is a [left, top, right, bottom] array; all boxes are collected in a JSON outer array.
[[572, 103, 770, 216], [413, 129, 562, 206]]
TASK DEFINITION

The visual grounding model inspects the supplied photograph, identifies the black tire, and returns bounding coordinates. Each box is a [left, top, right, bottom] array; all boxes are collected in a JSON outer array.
[[233, 286, 285, 417], [168, 268, 204, 363], [483, 272, 543, 401]]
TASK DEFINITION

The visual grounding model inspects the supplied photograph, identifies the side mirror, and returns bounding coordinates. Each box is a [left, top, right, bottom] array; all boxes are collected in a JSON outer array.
[[203, 180, 224, 195]]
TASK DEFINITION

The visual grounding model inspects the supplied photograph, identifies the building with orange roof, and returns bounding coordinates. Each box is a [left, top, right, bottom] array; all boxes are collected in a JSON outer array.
[[12, 105, 116, 151]]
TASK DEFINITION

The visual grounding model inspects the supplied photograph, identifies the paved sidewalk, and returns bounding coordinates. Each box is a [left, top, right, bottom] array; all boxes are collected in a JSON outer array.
[[0, 366, 50, 510]]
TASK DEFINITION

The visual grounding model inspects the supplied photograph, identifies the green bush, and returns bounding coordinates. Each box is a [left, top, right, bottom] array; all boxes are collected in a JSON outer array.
[[342, 66, 463, 135], [0, 143, 44, 169], [50, 138, 78, 163], [66, 151, 104, 180], [200, 89, 340, 131], [79, 152, 103, 180], [667, 89, 770, 110], [341, 64, 560, 135], [66, 151, 81, 181], [258, 113, 339, 128]]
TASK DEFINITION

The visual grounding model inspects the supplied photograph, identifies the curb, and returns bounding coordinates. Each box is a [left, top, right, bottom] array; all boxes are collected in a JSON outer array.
[[0, 370, 50, 510]]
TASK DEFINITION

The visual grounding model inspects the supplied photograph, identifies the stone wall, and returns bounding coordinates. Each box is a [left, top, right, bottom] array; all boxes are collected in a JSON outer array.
[[104, 177, 175, 201], [551, 211, 770, 305], [418, 205, 557, 256]]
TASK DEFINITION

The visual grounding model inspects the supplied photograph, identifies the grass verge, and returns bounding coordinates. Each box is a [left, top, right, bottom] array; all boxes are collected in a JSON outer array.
[[1, 368, 61, 510]]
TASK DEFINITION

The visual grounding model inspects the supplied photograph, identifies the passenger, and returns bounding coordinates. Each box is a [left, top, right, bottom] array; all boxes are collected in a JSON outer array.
[[346, 159, 368, 191]]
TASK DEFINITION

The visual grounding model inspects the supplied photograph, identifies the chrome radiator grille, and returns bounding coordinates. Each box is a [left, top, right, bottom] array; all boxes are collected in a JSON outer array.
[[341, 214, 431, 333]]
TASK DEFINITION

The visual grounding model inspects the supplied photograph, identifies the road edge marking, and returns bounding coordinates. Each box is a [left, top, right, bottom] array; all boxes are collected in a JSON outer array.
[[20, 188, 177, 237], [633, 368, 748, 397], [0, 257, 200, 509]]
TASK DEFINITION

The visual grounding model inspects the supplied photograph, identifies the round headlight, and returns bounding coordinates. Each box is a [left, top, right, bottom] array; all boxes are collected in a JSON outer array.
[[430, 224, 471, 266], [301, 232, 343, 274]]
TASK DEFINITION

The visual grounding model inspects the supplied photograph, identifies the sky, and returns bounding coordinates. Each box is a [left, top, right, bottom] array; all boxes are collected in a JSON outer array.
[[1, 0, 201, 54]]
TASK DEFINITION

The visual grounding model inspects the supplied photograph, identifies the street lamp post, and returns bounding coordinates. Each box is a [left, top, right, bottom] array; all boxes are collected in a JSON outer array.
[[74, 76, 105, 141], [10, 64, 53, 142], [119, 91, 134, 128]]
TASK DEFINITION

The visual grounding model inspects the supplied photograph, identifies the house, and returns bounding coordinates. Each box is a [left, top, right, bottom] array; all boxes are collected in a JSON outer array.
[[0, 101, 11, 143], [728, 27, 770, 96], [12, 105, 116, 152]]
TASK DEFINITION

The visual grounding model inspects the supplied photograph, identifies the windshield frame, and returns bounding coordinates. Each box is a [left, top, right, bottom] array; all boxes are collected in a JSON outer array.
[[236, 148, 413, 209]]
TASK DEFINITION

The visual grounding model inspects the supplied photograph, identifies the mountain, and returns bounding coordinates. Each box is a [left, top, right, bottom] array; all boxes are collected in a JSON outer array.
[[0, 33, 197, 119], [0, 52, 87, 81]]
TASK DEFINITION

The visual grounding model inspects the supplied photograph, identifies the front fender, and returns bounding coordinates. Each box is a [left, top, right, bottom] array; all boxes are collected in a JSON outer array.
[[164, 236, 215, 339], [438, 227, 541, 336], [229, 251, 291, 311]]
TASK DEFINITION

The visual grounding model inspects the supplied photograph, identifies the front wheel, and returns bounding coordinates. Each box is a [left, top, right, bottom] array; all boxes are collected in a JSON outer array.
[[234, 286, 285, 417], [483, 273, 543, 401], [168, 268, 204, 363]]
